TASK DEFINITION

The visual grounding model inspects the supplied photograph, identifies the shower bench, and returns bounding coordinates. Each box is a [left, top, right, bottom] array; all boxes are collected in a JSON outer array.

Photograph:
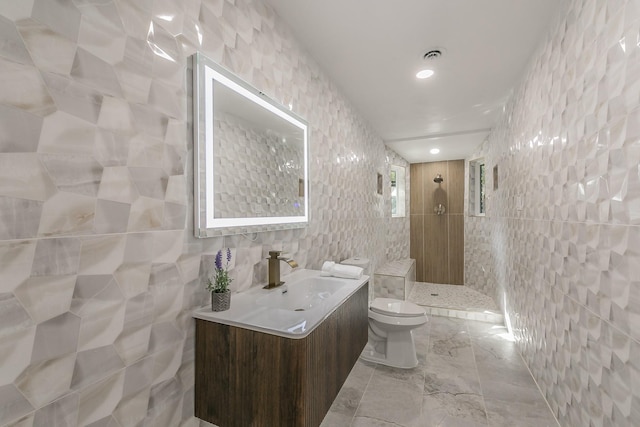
[[374, 258, 416, 300]]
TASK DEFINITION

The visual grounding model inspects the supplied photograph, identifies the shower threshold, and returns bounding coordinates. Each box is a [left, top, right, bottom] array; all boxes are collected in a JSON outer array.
[[408, 282, 504, 324]]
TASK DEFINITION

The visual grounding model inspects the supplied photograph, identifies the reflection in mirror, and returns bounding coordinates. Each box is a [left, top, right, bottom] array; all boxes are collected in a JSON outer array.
[[192, 53, 309, 237], [390, 165, 406, 218]]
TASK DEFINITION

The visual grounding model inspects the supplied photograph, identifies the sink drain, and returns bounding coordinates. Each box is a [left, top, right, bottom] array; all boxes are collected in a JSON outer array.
[[295, 308, 305, 311]]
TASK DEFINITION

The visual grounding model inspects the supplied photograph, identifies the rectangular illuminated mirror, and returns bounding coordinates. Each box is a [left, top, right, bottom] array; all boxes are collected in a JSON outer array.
[[192, 53, 309, 237]]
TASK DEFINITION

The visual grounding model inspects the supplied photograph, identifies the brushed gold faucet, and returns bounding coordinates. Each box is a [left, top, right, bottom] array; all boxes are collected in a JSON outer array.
[[265, 250, 298, 289]]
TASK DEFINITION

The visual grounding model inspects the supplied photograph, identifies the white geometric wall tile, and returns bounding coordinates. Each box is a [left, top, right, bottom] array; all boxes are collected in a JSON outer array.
[[0, 16, 32, 65], [32, 392, 79, 427], [0, 0, 410, 424], [42, 73, 104, 125], [0, 154, 56, 202], [71, 48, 124, 97], [37, 192, 96, 236], [0, 58, 55, 115], [113, 262, 152, 299], [31, 0, 81, 41], [76, 370, 125, 427], [94, 199, 131, 234], [0, 198, 42, 241], [464, 0, 640, 424], [77, 10, 127, 66], [0, 385, 34, 426], [113, 386, 150, 426], [0, 242, 37, 294], [17, 19, 77, 76], [0, 105, 43, 153], [71, 276, 125, 352], [15, 352, 76, 409], [122, 355, 154, 400], [126, 197, 165, 231], [97, 166, 139, 204], [38, 111, 97, 155], [14, 275, 76, 324], [71, 345, 125, 391], [114, 324, 152, 365], [0, 327, 36, 386], [78, 235, 127, 275]]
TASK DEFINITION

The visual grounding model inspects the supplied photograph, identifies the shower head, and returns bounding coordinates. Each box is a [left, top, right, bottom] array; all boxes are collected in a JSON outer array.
[[434, 174, 443, 183]]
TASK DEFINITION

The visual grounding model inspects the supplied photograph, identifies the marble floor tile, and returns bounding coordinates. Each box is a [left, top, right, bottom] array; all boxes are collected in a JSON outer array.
[[320, 315, 559, 427], [484, 397, 559, 427], [354, 375, 423, 426], [416, 392, 488, 427]]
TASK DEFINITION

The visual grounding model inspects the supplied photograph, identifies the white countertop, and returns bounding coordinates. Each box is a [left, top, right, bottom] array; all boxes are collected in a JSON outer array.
[[193, 269, 368, 339]]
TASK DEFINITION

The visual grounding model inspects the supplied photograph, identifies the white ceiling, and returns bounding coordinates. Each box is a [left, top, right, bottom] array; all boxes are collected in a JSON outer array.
[[263, 0, 566, 163]]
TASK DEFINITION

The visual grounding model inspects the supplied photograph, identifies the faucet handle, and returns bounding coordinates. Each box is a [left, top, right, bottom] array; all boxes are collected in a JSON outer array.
[[268, 250, 281, 259]]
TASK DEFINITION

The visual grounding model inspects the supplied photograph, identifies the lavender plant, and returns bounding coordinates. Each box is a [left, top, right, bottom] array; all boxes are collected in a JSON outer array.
[[207, 248, 232, 293]]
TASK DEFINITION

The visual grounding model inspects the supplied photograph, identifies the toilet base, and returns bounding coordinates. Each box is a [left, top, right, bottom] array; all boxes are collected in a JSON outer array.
[[360, 341, 419, 369]]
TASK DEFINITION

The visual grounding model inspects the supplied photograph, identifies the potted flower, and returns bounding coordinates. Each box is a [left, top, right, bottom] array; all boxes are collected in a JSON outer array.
[[207, 248, 233, 311]]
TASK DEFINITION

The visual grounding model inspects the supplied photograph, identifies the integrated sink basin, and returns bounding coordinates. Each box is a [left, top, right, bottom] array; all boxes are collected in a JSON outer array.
[[255, 277, 343, 311], [193, 268, 368, 338]]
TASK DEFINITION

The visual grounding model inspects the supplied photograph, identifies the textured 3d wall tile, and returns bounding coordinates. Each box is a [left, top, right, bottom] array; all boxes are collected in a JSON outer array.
[[0, 0, 409, 425], [465, 0, 640, 425]]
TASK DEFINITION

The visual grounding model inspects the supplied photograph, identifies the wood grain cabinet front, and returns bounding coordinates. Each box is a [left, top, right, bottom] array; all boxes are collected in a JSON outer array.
[[195, 283, 368, 427]]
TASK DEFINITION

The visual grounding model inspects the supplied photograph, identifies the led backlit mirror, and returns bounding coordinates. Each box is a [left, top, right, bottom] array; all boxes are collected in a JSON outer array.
[[192, 53, 309, 237]]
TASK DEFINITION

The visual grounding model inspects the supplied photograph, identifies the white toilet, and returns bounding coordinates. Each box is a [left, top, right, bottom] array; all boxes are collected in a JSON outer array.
[[342, 258, 428, 369]]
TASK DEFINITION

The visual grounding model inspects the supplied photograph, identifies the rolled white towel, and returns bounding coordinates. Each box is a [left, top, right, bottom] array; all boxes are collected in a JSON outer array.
[[320, 261, 363, 279], [321, 261, 335, 273]]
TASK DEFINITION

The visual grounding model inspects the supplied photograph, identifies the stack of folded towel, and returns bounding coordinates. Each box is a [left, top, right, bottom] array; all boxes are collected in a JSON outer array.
[[320, 261, 363, 279]]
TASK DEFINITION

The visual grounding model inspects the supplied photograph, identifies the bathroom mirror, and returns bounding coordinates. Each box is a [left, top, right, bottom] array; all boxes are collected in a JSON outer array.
[[192, 53, 309, 237]]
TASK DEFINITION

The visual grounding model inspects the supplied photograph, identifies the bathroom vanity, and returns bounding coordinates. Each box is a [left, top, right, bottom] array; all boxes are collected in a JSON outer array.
[[193, 270, 369, 427]]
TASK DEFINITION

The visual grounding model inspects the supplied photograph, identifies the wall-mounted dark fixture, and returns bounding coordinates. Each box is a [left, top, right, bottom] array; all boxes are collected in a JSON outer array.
[[433, 174, 443, 183]]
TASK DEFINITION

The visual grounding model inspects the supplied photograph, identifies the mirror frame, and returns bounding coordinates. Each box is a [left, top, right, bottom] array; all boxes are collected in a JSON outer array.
[[192, 53, 309, 237]]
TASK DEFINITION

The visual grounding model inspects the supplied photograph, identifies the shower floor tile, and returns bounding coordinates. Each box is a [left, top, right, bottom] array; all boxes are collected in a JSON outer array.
[[408, 282, 504, 324]]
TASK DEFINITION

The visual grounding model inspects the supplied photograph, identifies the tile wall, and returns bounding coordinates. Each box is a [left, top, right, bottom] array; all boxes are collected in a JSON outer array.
[[465, 0, 640, 425], [384, 148, 411, 261], [411, 160, 465, 284], [464, 139, 495, 299], [0, 0, 409, 425]]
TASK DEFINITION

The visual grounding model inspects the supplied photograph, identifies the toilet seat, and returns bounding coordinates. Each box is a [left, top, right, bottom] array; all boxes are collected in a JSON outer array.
[[370, 298, 425, 317]]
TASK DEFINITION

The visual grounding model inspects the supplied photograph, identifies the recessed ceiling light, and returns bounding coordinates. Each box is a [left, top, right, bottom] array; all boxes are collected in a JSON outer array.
[[430, 148, 440, 154], [416, 69, 434, 79]]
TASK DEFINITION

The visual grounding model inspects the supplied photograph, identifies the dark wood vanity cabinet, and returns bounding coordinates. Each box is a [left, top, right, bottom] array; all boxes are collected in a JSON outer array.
[[195, 283, 368, 427]]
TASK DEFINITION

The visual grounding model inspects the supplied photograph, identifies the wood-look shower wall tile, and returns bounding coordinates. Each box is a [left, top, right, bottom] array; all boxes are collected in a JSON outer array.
[[424, 214, 449, 284], [409, 159, 464, 284], [449, 214, 464, 285], [423, 161, 448, 215]]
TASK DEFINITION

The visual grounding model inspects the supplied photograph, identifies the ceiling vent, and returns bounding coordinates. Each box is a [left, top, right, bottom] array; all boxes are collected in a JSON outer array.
[[423, 49, 443, 60]]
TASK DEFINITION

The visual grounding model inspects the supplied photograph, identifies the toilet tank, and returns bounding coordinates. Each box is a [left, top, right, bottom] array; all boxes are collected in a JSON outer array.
[[341, 257, 370, 275], [341, 257, 373, 303]]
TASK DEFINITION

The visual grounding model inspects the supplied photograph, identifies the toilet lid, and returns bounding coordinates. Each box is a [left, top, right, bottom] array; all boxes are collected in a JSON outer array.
[[370, 298, 425, 317]]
